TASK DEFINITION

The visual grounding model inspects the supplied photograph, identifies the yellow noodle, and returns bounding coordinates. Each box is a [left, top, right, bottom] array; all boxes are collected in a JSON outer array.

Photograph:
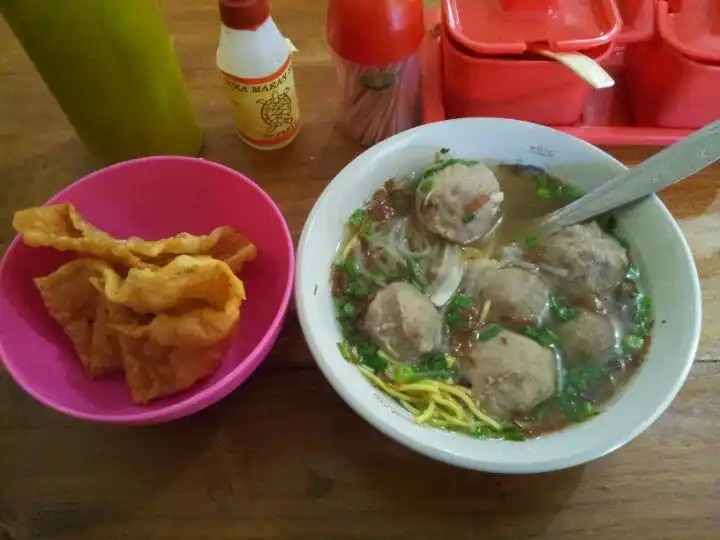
[[437, 381, 472, 396], [399, 399, 420, 415], [433, 394, 467, 420], [377, 349, 398, 365], [427, 418, 450, 429], [479, 300, 492, 324], [358, 366, 416, 402], [341, 235, 359, 261], [437, 410, 471, 428], [396, 383, 441, 394], [439, 383, 502, 430], [416, 400, 436, 424], [358, 366, 503, 434]]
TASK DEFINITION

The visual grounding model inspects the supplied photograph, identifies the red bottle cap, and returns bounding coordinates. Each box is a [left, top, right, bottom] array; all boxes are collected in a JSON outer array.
[[327, 0, 425, 66], [443, 0, 621, 55], [658, 0, 720, 64], [219, 0, 270, 31]]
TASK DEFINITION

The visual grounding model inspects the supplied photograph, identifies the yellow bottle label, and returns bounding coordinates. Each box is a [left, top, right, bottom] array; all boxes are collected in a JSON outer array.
[[221, 57, 301, 148]]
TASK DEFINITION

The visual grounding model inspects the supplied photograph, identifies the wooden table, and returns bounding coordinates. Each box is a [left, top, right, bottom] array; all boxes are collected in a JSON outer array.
[[1, 2, 718, 539]]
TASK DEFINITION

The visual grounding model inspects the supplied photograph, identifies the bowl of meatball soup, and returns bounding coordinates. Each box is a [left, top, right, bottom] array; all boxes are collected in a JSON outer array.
[[295, 118, 701, 474]]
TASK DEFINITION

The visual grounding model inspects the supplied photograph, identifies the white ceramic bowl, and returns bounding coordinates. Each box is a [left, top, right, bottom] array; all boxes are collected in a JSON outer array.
[[295, 118, 701, 474]]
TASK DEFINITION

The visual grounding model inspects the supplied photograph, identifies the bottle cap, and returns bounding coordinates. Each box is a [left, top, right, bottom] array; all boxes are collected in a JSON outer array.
[[219, 0, 270, 31], [327, 0, 425, 65]]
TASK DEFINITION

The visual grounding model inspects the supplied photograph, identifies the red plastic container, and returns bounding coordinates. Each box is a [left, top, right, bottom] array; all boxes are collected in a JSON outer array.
[[626, 0, 720, 129], [615, 0, 655, 44], [423, 5, 695, 147], [441, 0, 621, 125]]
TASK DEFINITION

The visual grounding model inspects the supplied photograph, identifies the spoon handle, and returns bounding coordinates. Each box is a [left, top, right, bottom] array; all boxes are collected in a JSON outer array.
[[547, 120, 720, 227], [535, 49, 615, 89]]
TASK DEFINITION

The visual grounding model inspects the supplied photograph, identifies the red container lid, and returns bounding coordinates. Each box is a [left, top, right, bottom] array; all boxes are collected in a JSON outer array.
[[442, 0, 622, 55], [327, 0, 425, 65], [658, 0, 720, 63]]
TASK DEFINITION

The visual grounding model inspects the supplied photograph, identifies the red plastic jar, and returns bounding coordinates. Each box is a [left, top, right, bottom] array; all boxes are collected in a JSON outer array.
[[625, 0, 720, 129], [440, 0, 620, 125]]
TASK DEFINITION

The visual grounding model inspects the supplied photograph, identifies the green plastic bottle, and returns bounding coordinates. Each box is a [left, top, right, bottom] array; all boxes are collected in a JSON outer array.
[[1, 0, 203, 165]]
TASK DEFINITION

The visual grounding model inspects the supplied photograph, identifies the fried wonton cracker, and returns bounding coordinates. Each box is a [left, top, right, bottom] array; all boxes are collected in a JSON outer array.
[[90, 256, 246, 403], [34, 258, 124, 378], [15, 205, 146, 267], [13, 203, 258, 272]]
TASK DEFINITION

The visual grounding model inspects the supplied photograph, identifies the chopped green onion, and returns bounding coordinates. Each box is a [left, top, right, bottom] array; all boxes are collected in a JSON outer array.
[[334, 299, 356, 322], [549, 295, 575, 321], [471, 424, 526, 441], [337, 341, 353, 362], [476, 324, 505, 342], [521, 326, 559, 348], [354, 341, 387, 372], [421, 158, 479, 180], [417, 352, 451, 372], [391, 364, 415, 383], [538, 363, 610, 423], [440, 147, 450, 154], [399, 258, 427, 292], [348, 208, 372, 238], [411, 352, 458, 381], [449, 293, 471, 310], [462, 213, 476, 224], [336, 257, 374, 300], [532, 172, 584, 201], [625, 263, 640, 281], [417, 177, 434, 194], [524, 234, 538, 247], [633, 294, 652, 336], [555, 184, 584, 200], [634, 294, 652, 321], [623, 333, 645, 351], [583, 402, 601, 418], [445, 292, 472, 329], [603, 215, 618, 234], [535, 173, 551, 189]]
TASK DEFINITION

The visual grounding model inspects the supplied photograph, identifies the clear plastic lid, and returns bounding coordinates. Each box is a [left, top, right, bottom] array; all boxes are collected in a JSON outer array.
[[442, 0, 622, 55], [658, 0, 720, 63]]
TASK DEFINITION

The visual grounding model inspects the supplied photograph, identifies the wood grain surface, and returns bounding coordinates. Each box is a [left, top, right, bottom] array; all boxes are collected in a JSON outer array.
[[1, 1, 718, 539]]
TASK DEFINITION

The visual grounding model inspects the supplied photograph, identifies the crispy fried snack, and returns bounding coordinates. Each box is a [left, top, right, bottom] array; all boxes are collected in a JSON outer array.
[[22, 202, 256, 403], [34, 258, 124, 378], [13, 203, 257, 272], [90, 256, 246, 403]]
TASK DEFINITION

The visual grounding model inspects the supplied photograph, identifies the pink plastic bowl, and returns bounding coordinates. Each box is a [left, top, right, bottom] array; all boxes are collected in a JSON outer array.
[[0, 156, 294, 425]]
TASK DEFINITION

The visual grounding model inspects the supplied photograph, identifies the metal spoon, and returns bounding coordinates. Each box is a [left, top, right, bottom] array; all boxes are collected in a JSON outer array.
[[543, 120, 720, 228]]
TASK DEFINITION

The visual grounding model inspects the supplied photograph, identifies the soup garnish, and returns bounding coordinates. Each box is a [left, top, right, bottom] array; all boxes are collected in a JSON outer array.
[[331, 151, 653, 440]]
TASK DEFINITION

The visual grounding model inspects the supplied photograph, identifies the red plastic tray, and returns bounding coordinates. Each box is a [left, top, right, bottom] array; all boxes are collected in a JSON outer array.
[[421, 9, 694, 147]]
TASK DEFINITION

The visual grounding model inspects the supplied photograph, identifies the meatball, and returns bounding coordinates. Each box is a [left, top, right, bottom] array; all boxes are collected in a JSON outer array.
[[416, 162, 503, 244], [363, 282, 442, 362], [466, 330, 557, 419], [465, 263, 550, 324], [558, 310, 618, 364], [536, 221, 629, 298]]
